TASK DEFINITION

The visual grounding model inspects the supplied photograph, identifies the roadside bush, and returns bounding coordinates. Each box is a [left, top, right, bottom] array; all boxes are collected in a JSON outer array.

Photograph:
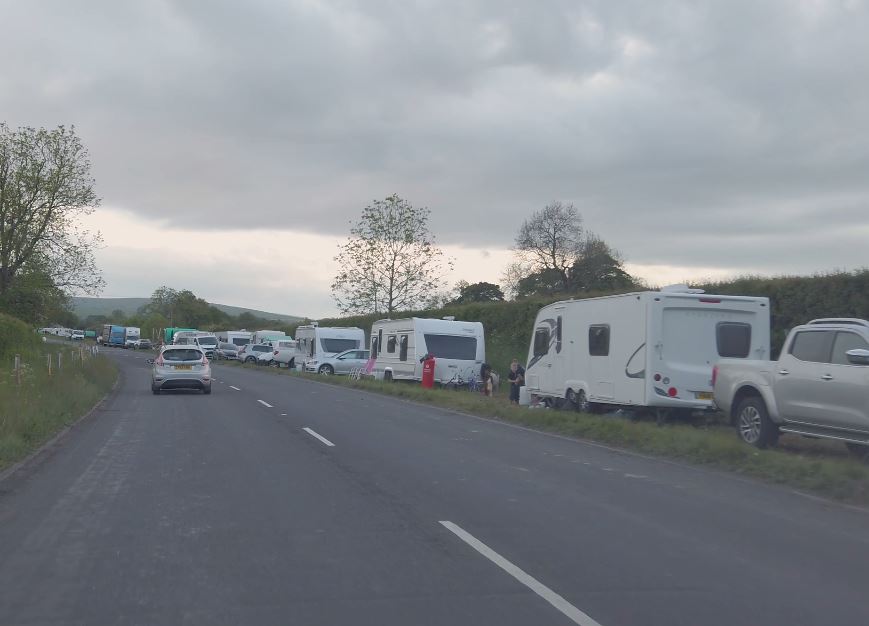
[[0, 312, 40, 361]]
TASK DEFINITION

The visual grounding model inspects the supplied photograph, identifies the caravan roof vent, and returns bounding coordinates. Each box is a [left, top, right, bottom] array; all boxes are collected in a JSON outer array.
[[442, 316, 455, 321], [660, 284, 705, 294]]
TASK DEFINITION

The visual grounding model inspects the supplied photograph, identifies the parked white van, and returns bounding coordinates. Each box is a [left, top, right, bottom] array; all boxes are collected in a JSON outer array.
[[524, 287, 770, 416], [370, 317, 485, 383], [124, 326, 141, 349], [293, 324, 365, 371]]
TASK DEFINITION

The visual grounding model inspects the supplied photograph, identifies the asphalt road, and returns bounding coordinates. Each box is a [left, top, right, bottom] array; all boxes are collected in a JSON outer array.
[[1, 350, 868, 626]]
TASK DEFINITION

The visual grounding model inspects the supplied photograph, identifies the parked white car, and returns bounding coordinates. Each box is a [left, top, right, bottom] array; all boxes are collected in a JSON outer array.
[[272, 339, 298, 368], [308, 349, 371, 375], [714, 318, 869, 455], [238, 343, 275, 365]]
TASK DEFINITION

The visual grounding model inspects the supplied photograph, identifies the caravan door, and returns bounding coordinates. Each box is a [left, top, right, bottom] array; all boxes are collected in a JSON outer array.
[[526, 312, 559, 395]]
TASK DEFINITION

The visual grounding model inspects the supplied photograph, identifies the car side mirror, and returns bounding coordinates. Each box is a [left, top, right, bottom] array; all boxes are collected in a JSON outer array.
[[845, 348, 869, 366], [146, 358, 155, 364]]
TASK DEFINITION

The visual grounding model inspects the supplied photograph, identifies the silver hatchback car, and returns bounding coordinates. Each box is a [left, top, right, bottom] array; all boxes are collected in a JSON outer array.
[[150, 346, 212, 394]]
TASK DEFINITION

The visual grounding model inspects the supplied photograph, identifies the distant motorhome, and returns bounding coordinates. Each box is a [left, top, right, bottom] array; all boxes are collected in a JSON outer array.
[[251, 330, 287, 345], [217, 330, 252, 347], [124, 326, 140, 348], [524, 287, 770, 415], [370, 317, 485, 384]]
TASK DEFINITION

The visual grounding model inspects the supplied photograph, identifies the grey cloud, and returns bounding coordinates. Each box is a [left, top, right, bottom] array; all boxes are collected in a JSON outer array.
[[2, 0, 868, 276]]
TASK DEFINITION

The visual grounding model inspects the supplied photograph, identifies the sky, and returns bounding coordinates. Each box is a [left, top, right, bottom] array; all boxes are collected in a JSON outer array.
[[2, 0, 867, 318]]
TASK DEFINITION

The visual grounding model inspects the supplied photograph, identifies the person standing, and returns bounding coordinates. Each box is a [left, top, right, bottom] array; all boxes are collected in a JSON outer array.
[[507, 358, 525, 405]]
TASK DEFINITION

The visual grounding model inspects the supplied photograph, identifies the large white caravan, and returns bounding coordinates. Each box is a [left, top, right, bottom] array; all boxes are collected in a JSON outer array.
[[251, 330, 287, 345], [292, 324, 365, 371], [524, 287, 770, 414], [217, 330, 253, 347], [370, 317, 485, 383]]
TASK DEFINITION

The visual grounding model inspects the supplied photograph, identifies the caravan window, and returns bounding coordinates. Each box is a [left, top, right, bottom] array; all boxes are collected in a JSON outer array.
[[399, 335, 408, 361], [371, 336, 379, 358], [321, 338, 358, 353], [231, 337, 249, 346], [588, 325, 610, 356], [386, 335, 397, 353], [716, 322, 752, 358], [423, 334, 477, 360], [556, 316, 563, 353], [533, 328, 550, 357]]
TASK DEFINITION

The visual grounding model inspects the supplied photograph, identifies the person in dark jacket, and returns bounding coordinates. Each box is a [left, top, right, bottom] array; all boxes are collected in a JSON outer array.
[[507, 359, 525, 404]]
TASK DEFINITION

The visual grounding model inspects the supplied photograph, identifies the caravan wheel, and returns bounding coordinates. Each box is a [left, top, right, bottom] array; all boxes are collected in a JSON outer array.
[[568, 389, 591, 413]]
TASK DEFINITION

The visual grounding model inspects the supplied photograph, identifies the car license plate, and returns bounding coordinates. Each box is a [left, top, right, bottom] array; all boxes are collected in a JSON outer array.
[[695, 391, 713, 400], [175, 365, 193, 371]]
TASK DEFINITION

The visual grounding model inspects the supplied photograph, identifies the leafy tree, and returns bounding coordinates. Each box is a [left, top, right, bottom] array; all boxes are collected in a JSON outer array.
[[0, 123, 103, 296], [507, 201, 637, 297], [0, 263, 74, 325], [453, 281, 505, 304], [332, 195, 452, 315], [111, 308, 127, 322]]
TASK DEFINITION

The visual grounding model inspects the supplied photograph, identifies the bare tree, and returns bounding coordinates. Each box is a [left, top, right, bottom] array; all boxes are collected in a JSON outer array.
[[0, 123, 103, 296], [506, 201, 636, 298], [332, 195, 452, 315]]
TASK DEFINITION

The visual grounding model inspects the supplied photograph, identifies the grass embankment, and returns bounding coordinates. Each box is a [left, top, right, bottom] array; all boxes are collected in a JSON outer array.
[[225, 359, 869, 505], [0, 314, 118, 470]]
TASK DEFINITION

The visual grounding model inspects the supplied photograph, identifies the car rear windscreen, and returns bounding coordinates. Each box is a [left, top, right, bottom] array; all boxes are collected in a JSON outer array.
[[423, 334, 477, 360], [163, 349, 203, 361], [321, 338, 359, 353], [716, 322, 752, 358]]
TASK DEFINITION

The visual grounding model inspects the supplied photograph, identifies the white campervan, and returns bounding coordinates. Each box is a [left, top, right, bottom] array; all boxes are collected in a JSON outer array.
[[293, 324, 365, 371], [124, 326, 140, 348], [524, 287, 770, 415], [370, 317, 485, 383]]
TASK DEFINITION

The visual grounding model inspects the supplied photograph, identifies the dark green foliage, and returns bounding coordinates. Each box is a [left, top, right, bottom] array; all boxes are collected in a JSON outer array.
[[0, 312, 40, 360], [452, 281, 505, 304]]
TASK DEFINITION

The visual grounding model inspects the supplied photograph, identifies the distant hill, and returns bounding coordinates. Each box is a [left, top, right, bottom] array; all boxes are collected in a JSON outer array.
[[71, 297, 304, 323]]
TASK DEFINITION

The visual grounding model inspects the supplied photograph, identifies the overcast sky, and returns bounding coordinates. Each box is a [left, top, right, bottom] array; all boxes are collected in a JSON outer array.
[[2, 0, 867, 317]]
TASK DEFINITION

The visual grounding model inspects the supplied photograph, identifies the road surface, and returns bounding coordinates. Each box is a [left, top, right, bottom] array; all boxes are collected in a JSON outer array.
[[1, 349, 867, 625]]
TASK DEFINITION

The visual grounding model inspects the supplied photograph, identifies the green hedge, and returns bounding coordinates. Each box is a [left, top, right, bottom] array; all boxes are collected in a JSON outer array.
[[0, 313, 40, 362]]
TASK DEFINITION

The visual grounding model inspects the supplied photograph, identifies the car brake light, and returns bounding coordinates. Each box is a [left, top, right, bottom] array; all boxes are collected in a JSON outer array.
[[274, 351, 279, 355], [155, 355, 164, 366], [712, 365, 718, 386], [202, 356, 208, 365], [668, 387, 678, 397]]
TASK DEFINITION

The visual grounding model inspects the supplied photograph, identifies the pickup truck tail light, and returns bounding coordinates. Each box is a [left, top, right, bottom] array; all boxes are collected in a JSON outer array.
[[712, 365, 719, 387]]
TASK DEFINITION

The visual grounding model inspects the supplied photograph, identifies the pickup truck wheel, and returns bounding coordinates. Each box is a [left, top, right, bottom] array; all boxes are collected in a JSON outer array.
[[245, 356, 256, 364], [736, 396, 779, 448], [319, 364, 334, 375]]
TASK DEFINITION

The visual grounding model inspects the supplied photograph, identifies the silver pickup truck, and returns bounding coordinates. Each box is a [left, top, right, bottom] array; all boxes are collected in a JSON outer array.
[[713, 318, 869, 455]]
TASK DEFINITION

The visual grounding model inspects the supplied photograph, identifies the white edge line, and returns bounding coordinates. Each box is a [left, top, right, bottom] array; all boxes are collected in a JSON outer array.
[[257, 399, 273, 408], [303, 427, 335, 447], [229, 385, 241, 391], [439, 521, 603, 626]]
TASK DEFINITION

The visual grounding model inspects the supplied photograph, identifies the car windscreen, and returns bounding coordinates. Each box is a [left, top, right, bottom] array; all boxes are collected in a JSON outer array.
[[162, 349, 203, 362], [231, 338, 250, 346], [321, 338, 359, 353], [423, 334, 477, 360], [197, 336, 218, 346]]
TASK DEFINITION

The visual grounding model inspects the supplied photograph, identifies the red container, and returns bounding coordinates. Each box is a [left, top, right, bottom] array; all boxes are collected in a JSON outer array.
[[421, 355, 436, 388]]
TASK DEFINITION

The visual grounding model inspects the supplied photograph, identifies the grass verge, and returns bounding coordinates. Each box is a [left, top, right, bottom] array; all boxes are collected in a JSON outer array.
[[0, 346, 118, 471], [222, 360, 869, 505]]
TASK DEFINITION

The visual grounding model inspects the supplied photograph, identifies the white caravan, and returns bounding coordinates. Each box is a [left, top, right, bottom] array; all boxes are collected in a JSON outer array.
[[124, 326, 141, 348], [251, 330, 287, 345], [524, 287, 770, 415], [293, 325, 365, 371], [370, 317, 485, 383], [217, 330, 252, 347]]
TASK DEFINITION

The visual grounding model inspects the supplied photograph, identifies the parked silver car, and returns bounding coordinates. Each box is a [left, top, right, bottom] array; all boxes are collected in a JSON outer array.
[[308, 349, 370, 375], [216, 342, 240, 360], [149, 346, 212, 395]]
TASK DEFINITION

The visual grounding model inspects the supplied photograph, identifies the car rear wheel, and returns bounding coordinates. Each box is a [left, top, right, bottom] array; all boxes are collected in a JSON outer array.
[[245, 356, 256, 364], [151, 384, 160, 395], [319, 364, 334, 375], [203, 385, 212, 395], [735, 396, 778, 448]]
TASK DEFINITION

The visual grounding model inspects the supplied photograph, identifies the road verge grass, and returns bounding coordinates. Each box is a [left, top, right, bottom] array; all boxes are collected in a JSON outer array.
[[0, 343, 118, 470], [222, 360, 869, 505]]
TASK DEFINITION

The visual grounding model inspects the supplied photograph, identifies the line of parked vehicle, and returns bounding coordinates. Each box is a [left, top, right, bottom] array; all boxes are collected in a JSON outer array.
[[138, 284, 869, 457]]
